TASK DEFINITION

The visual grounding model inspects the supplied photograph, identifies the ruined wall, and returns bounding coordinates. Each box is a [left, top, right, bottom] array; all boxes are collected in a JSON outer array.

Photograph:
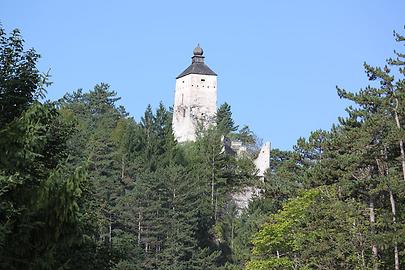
[[232, 142, 271, 212], [254, 142, 271, 178]]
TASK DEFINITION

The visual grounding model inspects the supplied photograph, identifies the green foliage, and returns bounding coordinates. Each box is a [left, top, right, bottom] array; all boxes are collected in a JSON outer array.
[[251, 189, 319, 259], [234, 125, 256, 145], [247, 188, 374, 269], [2, 22, 405, 270], [0, 26, 50, 127], [245, 28, 405, 270], [0, 26, 87, 269], [217, 102, 238, 135]]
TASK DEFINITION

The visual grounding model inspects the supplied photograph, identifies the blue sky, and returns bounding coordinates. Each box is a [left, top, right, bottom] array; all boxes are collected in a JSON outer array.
[[1, 0, 404, 149]]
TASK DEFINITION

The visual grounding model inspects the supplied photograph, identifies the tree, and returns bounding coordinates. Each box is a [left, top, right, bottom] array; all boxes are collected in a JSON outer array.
[[0, 26, 85, 269], [58, 84, 132, 269], [334, 29, 405, 269], [0, 26, 49, 127], [247, 188, 373, 270], [234, 125, 255, 145], [244, 29, 405, 270], [217, 102, 238, 135]]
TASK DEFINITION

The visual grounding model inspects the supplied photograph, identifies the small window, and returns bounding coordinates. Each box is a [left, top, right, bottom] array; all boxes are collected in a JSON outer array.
[[201, 79, 205, 82], [207, 86, 209, 88], [182, 81, 184, 83]]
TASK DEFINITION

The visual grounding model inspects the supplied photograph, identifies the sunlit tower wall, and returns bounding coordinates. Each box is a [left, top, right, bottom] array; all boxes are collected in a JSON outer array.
[[172, 45, 217, 142]]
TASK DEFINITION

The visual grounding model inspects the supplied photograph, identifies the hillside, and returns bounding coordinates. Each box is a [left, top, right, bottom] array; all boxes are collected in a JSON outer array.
[[0, 25, 405, 270]]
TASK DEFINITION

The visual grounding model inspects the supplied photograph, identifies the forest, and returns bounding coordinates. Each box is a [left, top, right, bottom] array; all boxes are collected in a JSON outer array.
[[0, 25, 404, 270]]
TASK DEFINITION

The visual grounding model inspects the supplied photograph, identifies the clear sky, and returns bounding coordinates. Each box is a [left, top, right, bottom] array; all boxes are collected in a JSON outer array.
[[1, 0, 404, 149]]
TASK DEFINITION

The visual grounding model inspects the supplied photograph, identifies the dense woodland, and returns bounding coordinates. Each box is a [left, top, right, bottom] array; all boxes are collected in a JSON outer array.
[[0, 25, 405, 270]]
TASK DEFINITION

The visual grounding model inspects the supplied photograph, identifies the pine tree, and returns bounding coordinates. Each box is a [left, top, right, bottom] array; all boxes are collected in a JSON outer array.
[[217, 102, 238, 135], [0, 26, 49, 127], [334, 29, 405, 269], [0, 26, 86, 269]]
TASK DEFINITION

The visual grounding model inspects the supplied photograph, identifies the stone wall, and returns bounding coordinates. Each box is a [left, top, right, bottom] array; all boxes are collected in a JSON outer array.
[[172, 73, 217, 142], [254, 142, 271, 178]]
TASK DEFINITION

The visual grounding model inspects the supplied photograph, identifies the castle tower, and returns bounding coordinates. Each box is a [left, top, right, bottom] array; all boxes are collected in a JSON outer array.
[[172, 45, 217, 142]]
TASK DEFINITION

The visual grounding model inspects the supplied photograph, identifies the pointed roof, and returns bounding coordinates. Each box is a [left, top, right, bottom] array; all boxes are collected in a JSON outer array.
[[176, 45, 217, 79]]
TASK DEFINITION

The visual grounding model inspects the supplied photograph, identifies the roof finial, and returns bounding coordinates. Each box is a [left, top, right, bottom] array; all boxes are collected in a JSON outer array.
[[193, 44, 203, 56]]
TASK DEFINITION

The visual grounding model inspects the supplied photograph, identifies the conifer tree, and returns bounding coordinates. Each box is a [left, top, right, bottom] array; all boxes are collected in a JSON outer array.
[[217, 102, 238, 135], [0, 26, 85, 269], [0, 26, 49, 127]]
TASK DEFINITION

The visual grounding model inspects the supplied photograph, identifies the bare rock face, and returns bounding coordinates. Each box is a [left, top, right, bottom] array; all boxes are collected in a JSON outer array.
[[232, 187, 261, 211]]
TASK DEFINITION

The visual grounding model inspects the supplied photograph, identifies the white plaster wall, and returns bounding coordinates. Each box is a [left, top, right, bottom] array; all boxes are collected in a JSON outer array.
[[254, 142, 271, 178], [172, 73, 217, 142]]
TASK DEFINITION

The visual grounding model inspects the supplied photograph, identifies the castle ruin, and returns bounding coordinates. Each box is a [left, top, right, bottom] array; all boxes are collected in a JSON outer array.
[[172, 46, 270, 208]]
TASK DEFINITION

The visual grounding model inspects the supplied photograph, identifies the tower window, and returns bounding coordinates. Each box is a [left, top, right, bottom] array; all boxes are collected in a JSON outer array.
[[201, 79, 205, 82]]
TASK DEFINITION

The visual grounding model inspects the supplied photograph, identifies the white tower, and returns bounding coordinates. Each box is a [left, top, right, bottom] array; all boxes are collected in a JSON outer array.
[[172, 45, 217, 142]]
